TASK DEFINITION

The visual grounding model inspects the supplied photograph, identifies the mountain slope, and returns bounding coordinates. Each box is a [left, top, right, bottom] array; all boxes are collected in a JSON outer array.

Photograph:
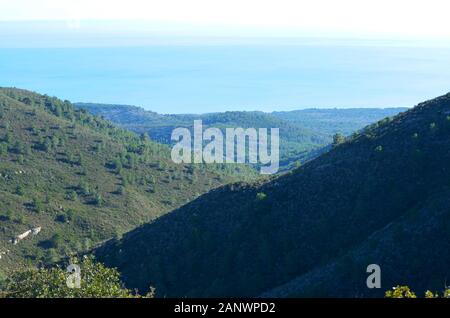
[[76, 103, 406, 171], [95, 92, 450, 297], [75, 103, 332, 169], [0, 88, 255, 278]]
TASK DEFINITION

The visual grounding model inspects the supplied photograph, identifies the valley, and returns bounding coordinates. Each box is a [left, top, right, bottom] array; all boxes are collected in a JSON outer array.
[[0, 87, 256, 280], [94, 92, 450, 297]]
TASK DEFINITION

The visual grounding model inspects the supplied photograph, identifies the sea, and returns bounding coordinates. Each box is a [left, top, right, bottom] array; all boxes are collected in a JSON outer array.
[[1, 44, 450, 113]]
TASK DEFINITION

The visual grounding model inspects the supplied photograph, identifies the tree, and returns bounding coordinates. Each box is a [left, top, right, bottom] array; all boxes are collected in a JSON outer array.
[[49, 233, 63, 248], [140, 132, 150, 142], [332, 133, 346, 147], [112, 158, 123, 174], [15, 185, 25, 196], [116, 186, 125, 195], [4, 132, 12, 144], [93, 193, 104, 206], [21, 97, 32, 105], [79, 181, 90, 195], [43, 248, 59, 264], [0, 143, 7, 156], [77, 153, 84, 166], [0, 256, 155, 298], [256, 192, 267, 201], [66, 190, 78, 201], [12, 141, 25, 154], [32, 197, 43, 214]]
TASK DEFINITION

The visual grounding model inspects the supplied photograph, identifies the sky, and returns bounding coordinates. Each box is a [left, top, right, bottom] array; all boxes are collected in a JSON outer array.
[[1, 0, 450, 112], [2, 0, 450, 39]]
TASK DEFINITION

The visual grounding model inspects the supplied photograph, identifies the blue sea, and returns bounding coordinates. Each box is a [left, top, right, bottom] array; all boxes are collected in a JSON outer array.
[[1, 45, 450, 113]]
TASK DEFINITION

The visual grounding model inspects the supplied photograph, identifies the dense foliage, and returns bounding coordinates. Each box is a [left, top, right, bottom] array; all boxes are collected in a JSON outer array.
[[0, 87, 256, 276], [0, 256, 153, 298], [95, 93, 450, 297], [385, 285, 450, 298], [77, 104, 404, 170]]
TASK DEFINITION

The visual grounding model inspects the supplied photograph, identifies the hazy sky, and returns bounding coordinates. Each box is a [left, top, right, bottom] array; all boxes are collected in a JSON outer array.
[[2, 0, 450, 39]]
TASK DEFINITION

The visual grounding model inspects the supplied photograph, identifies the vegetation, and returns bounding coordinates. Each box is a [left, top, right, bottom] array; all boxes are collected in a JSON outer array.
[[0, 256, 154, 298], [385, 285, 450, 298], [0, 86, 447, 299], [273, 108, 407, 136], [385, 286, 417, 298], [0, 87, 256, 278], [95, 92, 450, 298], [332, 133, 346, 147], [76, 103, 406, 170]]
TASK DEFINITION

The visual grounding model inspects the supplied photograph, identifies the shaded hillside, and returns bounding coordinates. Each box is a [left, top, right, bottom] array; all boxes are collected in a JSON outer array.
[[0, 88, 255, 278], [75, 103, 332, 169], [95, 92, 450, 297]]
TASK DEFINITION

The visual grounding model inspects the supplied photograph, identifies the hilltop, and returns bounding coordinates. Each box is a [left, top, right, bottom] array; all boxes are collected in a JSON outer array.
[[0, 88, 255, 279], [95, 92, 450, 297]]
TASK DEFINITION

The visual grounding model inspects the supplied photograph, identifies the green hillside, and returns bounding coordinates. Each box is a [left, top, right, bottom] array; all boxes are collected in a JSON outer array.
[[95, 92, 450, 297], [75, 103, 331, 170], [0, 88, 256, 279], [76, 103, 406, 171]]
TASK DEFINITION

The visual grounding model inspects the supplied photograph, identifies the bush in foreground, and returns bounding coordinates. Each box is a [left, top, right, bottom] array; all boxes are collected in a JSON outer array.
[[0, 256, 154, 298], [385, 285, 450, 298]]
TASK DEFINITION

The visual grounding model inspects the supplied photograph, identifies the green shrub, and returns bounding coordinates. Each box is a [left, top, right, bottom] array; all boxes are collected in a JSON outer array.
[[385, 286, 416, 298], [0, 256, 155, 298], [256, 192, 267, 201], [15, 185, 25, 196], [332, 133, 346, 147], [386, 285, 450, 298]]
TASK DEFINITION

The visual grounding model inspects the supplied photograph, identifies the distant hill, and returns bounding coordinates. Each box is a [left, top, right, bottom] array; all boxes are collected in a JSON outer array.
[[76, 104, 405, 170], [272, 108, 408, 136], [95, 92, 450, 297], [0, 88, 255, 278]]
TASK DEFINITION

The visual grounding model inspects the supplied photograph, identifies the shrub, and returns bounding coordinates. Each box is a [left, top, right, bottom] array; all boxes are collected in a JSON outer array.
[[385, 286, 416, 298], [256, 192, 267, 201], [15, 185, 25, 196], [55, 214, 68, 223], [386, 285, 450, 298], [0, 256, 154, 298], [49, 233, 63, 248], [332, 133, 346, 147], [66, 190, 78, 201], [32, 197, 43, 214], [93, 193, 104, 206]]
